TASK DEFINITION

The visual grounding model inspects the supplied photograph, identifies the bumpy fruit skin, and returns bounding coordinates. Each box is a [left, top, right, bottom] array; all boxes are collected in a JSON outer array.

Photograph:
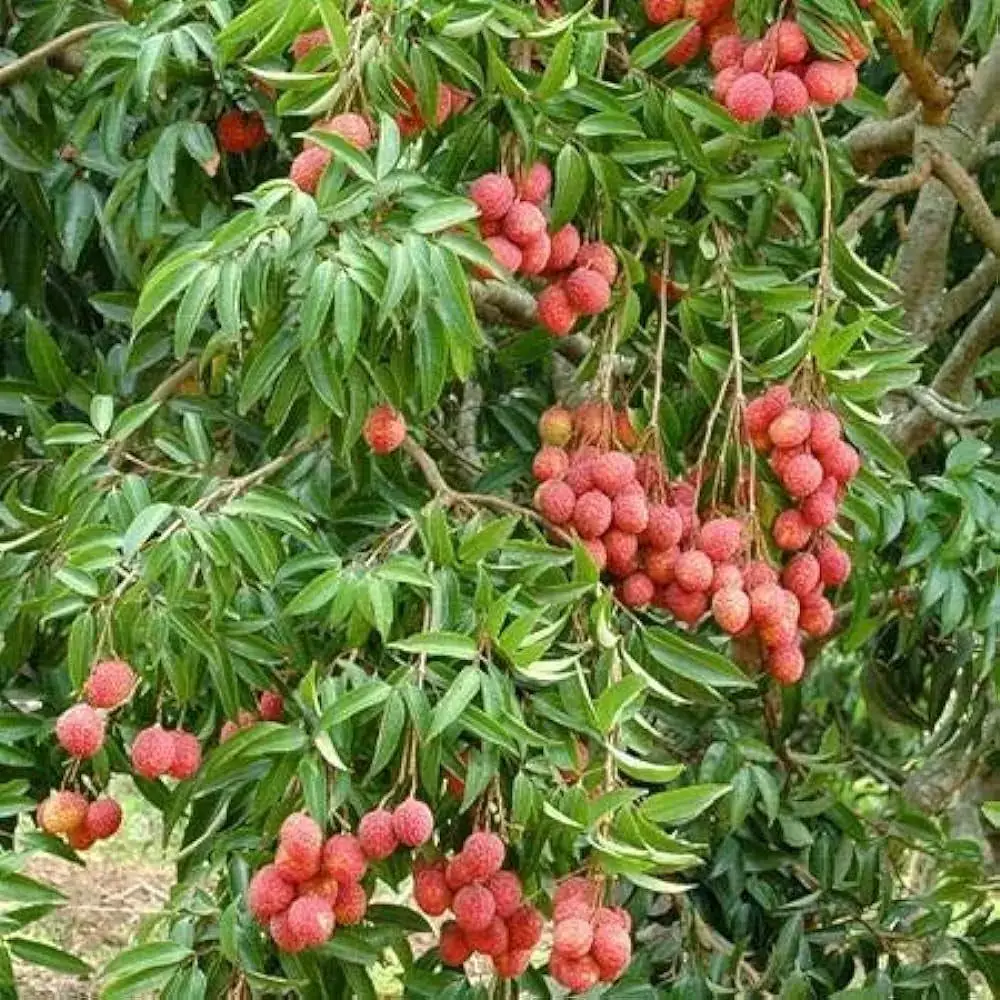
[[553, 917, 594, 958], [311, 112, 372, 150], [769, 407, 812, 448], [782, 453, 824, 499], [769, 20, 809, 66], [516, 162, 552, 204], [258, 690, 284, 721], [706, 16, 738, 46], [643, 0, 683, 23], [494, 949, 532, 979], [661, 582, 709, 623], [507, 904, 544, 950], [469, 173, 516, 220], [749, 582, 785, 625], [84, 659, 136, 709], [802, 487, 838, 528], [592, 923, 632, 980], [573, 490, 613, 539], [467, 916, 509, 956], [487, 870, 523, 918], [564, 268, 611, 315], [665, 23, 703, 65], [539, 406, 574, 446], [131, 725, 176, 778], [675, 549, 714, 592], [334, 881, 368, 925], [481, 236, 522, 276], [445, 854, 474, 891], [463, 830, 506, 879], [782, 554, 821, 598], [167, 730, 201, 780], [820, 440, 861, 483], [41, 790, 88, 834], [810, 410, 842, 452], [287, 895, 335, 948], [580, 538, 607, 571], [711, 563, 743, 593], [503, 201, 547, 246], [415, 868, 453, 915], [643, 504, 683, 550], [713, 66, 743, 103], [684, 0, 729, 24], [453, 884, 497, 932], [595, 906, 632, 932], [710, 35, 743, 71], [67, 826, 97, 851], [300, 873, 340, 906], [604, 530, 640, 578], [741, 39, 771, 72], [817, 538, 851, 586], [712, 587, 751, 634], [363, 404, 407, 455], [358, 808, 398, 860], [535, 480, 576, 525], [805, 60, 857, 105], [290, 146, 331, 193], [292, 27, 331, 61], [591, 452, 636, 496], [519, 232, 551, 275], [743, 560, 778, 590], [84, 798, 122, 839], [439, 921, 472, 966], [773, 509, 813, 551], [553, 876, 600, 919], [645, 546, 678, 585], [533, 445, 569, 482], [217, 109, 268, 154], [699, 517, 743, 562], [274, 846, 319, 888], [249, 864, 296, 922], [771, 71, 810, 117], [322, 833, 367, 883], [550, 953, 601, 993], [575, 241, 618, 284], [547, 224, 581, 272], [56, 704, 105, 759], [726, 72, 774, 122], [620, 572, 655, 608], [799, 596, 834, 636], [612, 491, 649, 533], [281, 812, 324, 860], [392, 797, 433, 847], [769, 644, 805, 684], [270, 911, 305, 953], [537, 284, 578, 337]]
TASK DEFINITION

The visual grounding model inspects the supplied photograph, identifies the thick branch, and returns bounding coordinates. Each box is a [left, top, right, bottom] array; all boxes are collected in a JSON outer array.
[[930, 149, 1000, 256], [842, 112, 917, 173], [838, 190, 896, 239], [0, 22, 116, 87], [469, 281, 537, 328], [936, 255, 999, 333], [868, 3, 953, 123], [866, 159, 931, 193]]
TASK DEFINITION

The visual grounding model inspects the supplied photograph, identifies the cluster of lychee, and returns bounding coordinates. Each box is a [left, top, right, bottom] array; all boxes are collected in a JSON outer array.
[[216, 108, 268, 154], [643, 0, 741, 67], [248, 798, 433, 953], [549, 877, 633, 991], [468, 166, 617, 338], [289, 111, 374, 195], [36, 790, 122, 852], [709, 19, 864, 122], [413, 830, 545, 979], [220, 689, 285, 742]]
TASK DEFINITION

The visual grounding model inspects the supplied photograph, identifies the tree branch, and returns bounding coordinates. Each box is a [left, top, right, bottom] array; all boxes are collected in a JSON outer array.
[[841, 112, 917, 173], [868, 3, 953, 124], [936, 254, 999, 333], [0, 22, 117, 87], [866, 159, 931, 193], [838, 190, 896, 240], [469, 281, 537, 328], [930, 149, 1000, 256]]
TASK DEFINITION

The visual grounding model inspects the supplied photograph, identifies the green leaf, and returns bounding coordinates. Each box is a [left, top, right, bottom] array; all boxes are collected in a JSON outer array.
[[110, 400, 161, 442], [90, 395, 114, 436], [391, 632, 478, 660], [594, 674, 646, 732], [7, 938, 89, 976], [536, 30, 574, 100], [0, 873, 65, 906], [316, 0, 350, 57], [174, 264, 219, 357], [123, 503, 173, 557], [630, 21, 694, 69], [427, 665, 482, 739], [303, 131, 376, 182], [320, 681, 390, 729], [644, 629, 752, 688], [285, 568, 342, 616], [0, 119, 48, 172], [299, 260, 337, 349], [611, 748, 684, 784], [642, 783, 731, 825], [25, 315, 71, 395], [133, 250, 209, 332], [576, 112, 644, 138], [411, 197, 479, 235], [551, 145, 587, 229]]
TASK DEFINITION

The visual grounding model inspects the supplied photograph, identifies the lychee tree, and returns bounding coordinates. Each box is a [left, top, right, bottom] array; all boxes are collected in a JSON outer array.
[[0, 0, 999, 996]]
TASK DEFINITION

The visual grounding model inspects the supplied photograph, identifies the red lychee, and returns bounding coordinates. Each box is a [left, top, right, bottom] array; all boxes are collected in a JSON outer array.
[[612, 490, 649, 533], [810, 410, 842, 453], [286, 895, 335, 948], [217, 109, 268, 154], [535, 480, 576, 525], [743, 560, 778, 590], [487, 870, 523, 918], [741, 39, 772, 73], [661, 582, 709, 624], [819, 440, 860, 484], [56, 704, 105, 759], [639, 505, 680, 552], [453, 883, 497, 932], [494, 949, 533, 979], [553, 877, 599, 919], [782, 453, 824, 499], [565, 457, 595, 496], [533, 444, 569, 484], [575, 241, 618, 284], [439, 921, 472, 966], [573, 490, 613, 539], [480, 236, 522, 276], [581, 538, 607, 571], [712, 587, 751, 634], [415, 868, 453, 916], [270, 911, 305, 953], [802, 485, 838, 528], [643, 0, 683, 23], [446, 853, 475, 891], [67, 825, 97, 852], [684, 0, 730, 24], [591, 452, 636, 496], [539, 406, 574, 446], [773, 509, 813, 550], [799, 595, 834, 637], [516, 162, 552, 205], [749, 582, 786, 625], [392, 797, 433, 847], [769, 644, 805, 684], [710, 35, 743, 71], [503, 201, 547, 247], [550, 953, 601, 992], [300, 873, 340, 906], [760, 616, 798, 650], [131, 725, 175, 779], [363, 404, 406, 454], [768, 20, 809, 66], [726, 72, 774, 122], [604, 529, 640, 577], [713, 66, 743, 103], [595, 906, 632, 932], [84, 659, 136, 709], [706, 16, 738, 46], [334, 880, 368, 925], [289, 146, 331, 194], [463, 830, 506, 880], [258, 690, 284, 721], [665, 23, 704, 65], [711, 563, 743, 593], [564, 268, 611, 315], [645, 545, 678, 585], [292, 27, 331, 61], [40, 790, 88, 834], [620, 572, 655, 608], [537, 284, 578, 337], [508, 904, 544, 950], [548, 224, 581, 272], [805, 60, 858, 105], [771, 71, 810, 117], [308, 112, 372, 151], [817, 537, 851, 586], [280, 812, 324, 867], [249, 864, 296, 922], [782, 553, 821, 598], [322, 833, 367, 883], [519, 232, 552, 275], [358, 808, 398, 860], [675, 549, 714, 592], [84, 798, 122, 840], [699, 517, 743, 562], [553, 917, 593, 958], [167, 730, 201, 780], [593, 923, 632, 981], [470, 173, 516, 221], [467, 916, 509, 956], [769, 407, 812, 448]]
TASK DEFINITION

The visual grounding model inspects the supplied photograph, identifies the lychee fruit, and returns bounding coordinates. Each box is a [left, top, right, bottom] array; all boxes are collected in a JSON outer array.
[[706, 16, 738, 46], [67, 825, 97, 852], [415, 868, 453, 916], [249, 864, 296, 922], [768, 21, 809, 66], [675, 549, 714, 592], [84, 659, 136, 709], [300, 873, 340, 906], [741, 39, 772, 73], [575, 241, 618, 284], [644, 545, 678, 585], [819, 440, 860, 484], [494, 949, 532, 979], [516, 162, 552, 204], [749, 582, 786, 625], [573, 490, 613, 539], [801, 485, 838, 528], [743, 560, 778, 589], [564, 458, 595, 496], [710, 35, 744, 71], [167, 730, 201, 780], [258, 690, 284, 721], [291, 27, 331, 61], [548, 224, 581, 272], [771, 71, 810, 117], [391, 797, 433, 847], [535, 480, 576, 525], [699, 517, 743, 562], [308, 112, 372, 151], [782, 553, 821, 598], [519, 232, 551, 275], [804, 60, 858, 105], [564, 268, 611, 315], [322, 833, 367, 883], [357, 808, 398, 860], [612, 491, 648, 533], [56, 704, 105, 759], [503, 201, 547, 246], [591, 452, 636, 496], [553, 877, 599, 919], [363, 404, 406, 454], [508, 904, 544, 950], [537, 283, 578, 337], [463, 829, 505, 880], [604, 529, 640, 577], [769, 407, 812, 448], [270, 911, 305, 953], [620, 572, 655, 608], [40, 790, 88, 834], [487, 870, 523, 918], [799, 595, 834, 637], [553, 916, 593, 959], [217, 109, 268, 154], [782, 453, 824, 499], [817, 538, 851, 586], [712, 587, 751, 634], [470, 173, 516, 221], [643, 504, 683, 550], [445, 853, 475, 891], [334, 880, 368, 925], [809, 410, 842, 452], [711, 563, 743, 593], [592, 923, 632, 980], [550, 953, 601, 992], [539, 406, 574, 446], [643, 0, 683, 23], [769, 644, 805, 684], [665, 23, 703, 66], [661, 582, 708, 623], [773, 509, 813, 551], [286, 895, 335, 948], [581, 538, 607, 571], [726, 72, 774, 122], [595, 906, 632, 932], [439, 921, 472, 966], [131, 725, 175, 778], [713, 66, 743, 103], [683, 0, 730, 25], [84, 798, 122, 839], [479, 236, 522, 277], [453, 883, 497, 932], [290, 146, 331, 194], [466, 916, 509, 956]]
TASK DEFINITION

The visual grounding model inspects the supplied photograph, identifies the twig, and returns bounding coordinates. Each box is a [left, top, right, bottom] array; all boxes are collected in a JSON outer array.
[[864, 159, 931, 193], [649, 250, 670, 450], [0, 22, 118, 87], [902, 385, 992, 426], [929, 149, 1000, 256], [809, 108, 834, 326], [838, 190, 897, 240], [841, 111, 918, 174], [691, 359, 735, 513], [936, 254, 999, 333]]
